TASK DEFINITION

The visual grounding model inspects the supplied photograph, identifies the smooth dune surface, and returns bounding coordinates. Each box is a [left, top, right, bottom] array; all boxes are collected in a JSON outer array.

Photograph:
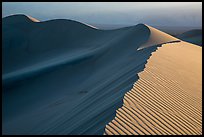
[[104, 41, 202, 135], [138, 25, 180, 50], [3, 14, 193, 135], [27, 15, 40, 22], [177, 29, 202, 46]]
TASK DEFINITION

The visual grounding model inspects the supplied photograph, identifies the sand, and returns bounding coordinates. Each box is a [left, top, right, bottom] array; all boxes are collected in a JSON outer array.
[[138, 25, 180, 50], [178, 29, 202, 46], [2, 15, 158, 135], [3, 14, 201, 135], [104, 41, 202, 135], [27, 15, 40, 22]]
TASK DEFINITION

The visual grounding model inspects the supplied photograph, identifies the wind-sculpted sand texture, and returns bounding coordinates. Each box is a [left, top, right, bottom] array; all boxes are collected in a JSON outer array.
[[3, 14, 194, 135], [104, 41, 202, 135]]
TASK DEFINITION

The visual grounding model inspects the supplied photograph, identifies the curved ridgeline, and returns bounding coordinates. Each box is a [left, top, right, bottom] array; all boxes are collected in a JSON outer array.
[[104, 41, 202, 135], [2, 14, 179, 135]]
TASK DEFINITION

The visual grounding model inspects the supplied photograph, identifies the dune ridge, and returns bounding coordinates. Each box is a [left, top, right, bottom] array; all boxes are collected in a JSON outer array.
[[2, 15, 180, 86], [3, 15, 185, 135], [138, 25, 180, 50], [104, 41, 202, 135], [177, 29, 202, 46]]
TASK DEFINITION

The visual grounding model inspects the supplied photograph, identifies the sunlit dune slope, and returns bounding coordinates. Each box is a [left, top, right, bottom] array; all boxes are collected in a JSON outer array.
[[105, 41, 202, 135], [27, 15, 40, 22], [138, 25, 180, 50]]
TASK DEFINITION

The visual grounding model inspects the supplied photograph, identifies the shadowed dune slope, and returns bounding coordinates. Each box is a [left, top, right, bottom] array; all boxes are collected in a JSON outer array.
[[105, 41, 202, 135], [3, 14, 182, 135], [177, 29, 202, 46]]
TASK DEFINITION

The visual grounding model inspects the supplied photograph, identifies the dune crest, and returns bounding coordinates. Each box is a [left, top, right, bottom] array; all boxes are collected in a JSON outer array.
[[26, 15, 40, 22], [3, 14, 39, 24], [138, 24, 180, 50], [105, 41, 202, 135], [3, 15, 191, 135]]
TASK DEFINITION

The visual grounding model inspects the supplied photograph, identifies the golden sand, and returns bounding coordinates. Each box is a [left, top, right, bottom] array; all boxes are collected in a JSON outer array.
[[104, 41, 202, 135], [27, 15, 40, 22], [138, 25, 179, 50]]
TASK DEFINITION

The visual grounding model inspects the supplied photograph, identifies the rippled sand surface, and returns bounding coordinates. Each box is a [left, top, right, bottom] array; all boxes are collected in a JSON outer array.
[[105, 41, 202, 135]]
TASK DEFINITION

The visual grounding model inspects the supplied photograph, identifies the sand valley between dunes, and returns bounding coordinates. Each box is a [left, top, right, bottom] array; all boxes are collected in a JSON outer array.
[[104, 41, 202, 135]]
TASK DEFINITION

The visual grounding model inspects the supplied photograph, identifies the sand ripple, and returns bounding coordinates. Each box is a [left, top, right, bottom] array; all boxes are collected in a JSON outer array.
[[105, 41, 202, 135]]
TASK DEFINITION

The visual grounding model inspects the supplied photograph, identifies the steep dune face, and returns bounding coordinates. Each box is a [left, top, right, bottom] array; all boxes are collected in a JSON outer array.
[[3, 15, 183, 135], [138, 25, 180, 50], [105, 41, 202, 135]]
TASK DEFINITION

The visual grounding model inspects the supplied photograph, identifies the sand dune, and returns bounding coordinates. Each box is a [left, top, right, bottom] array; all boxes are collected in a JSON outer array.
[[177, 29, 202, 46], [104, 41, 202, 135], [27, 15, 40, 22], [3, 14, 200, 135], [138, 25, 180, 50], [2, 15, 157, 135]]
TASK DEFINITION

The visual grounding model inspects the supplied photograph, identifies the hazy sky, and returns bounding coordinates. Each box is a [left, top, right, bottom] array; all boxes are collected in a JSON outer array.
[[2, 2, 202, 27]]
